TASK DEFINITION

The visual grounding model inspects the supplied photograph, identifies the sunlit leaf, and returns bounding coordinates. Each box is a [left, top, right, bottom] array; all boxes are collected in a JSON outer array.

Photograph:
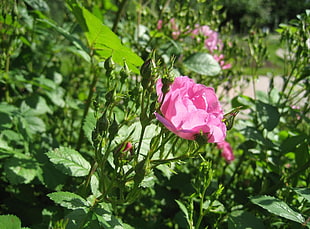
[[67, 0, 143, 73], [46, 147, 91, 177], [0, 215, 22, 229], [48, 191, 89, 210], [251, 195, 305, 224], [184, 52, 221, 76]]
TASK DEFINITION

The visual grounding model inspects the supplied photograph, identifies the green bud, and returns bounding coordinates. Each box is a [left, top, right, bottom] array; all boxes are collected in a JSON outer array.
[[140, 58, 156, 89], [104, 57, 115, 72], [161, 77, 174, 95], [120, 61, 130, 80], [105, 89, 114, 105], [194, 131, 209, 146], [108, 116, 118, 141], [97, 113, 109, 134]]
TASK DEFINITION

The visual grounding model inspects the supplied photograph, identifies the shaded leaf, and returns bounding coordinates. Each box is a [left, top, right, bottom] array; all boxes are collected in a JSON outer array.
[[83, 111, 96, 145], [4, 156, 39, 185], [294, 188, 310, 202], [228, 210, 265, 229], [251, 195, 305, 223], [184, 52, 221, 76], [46, 147, 91, 177], [256, 100, 280, 131], [175, 200, 190, 223]]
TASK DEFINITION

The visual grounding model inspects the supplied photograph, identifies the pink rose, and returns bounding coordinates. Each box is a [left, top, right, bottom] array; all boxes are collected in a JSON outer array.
[[155, 76, 226, 142], [217, 141, 235, 162]]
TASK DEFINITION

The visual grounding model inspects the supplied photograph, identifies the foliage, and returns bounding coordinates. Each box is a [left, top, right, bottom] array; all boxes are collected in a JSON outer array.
[[0, 0, 309, 228]]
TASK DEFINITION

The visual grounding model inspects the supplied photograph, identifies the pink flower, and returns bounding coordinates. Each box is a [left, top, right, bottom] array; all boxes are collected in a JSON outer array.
[[217, 141, 235, 162], [122, 142, 133, 152], [155, 76, 226, 142], [169, 18, 180, 40], [157, 19, 163, 30], [213, 54, 232, 70]]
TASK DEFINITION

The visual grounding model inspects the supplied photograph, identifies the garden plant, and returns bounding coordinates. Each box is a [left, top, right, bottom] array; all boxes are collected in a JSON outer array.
[[0, 0, 309, 228]]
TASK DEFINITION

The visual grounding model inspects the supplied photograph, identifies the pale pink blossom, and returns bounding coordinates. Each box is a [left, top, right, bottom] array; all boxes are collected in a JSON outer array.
[[155, 76, 226, 142], [217, 141, 235, 162]]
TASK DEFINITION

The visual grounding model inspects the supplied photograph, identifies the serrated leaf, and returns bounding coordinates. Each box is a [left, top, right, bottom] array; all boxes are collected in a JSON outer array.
[[4, 156, 39, 185], [48, 191, 89, 210], [228, 210, 265, 229], [184, 52, 221, 76], [0, 215, 22, 229], [46, 147, 91, 177], [251, 195, 305, 223]]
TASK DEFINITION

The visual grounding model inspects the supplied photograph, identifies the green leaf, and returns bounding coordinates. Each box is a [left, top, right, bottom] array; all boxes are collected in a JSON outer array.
[[4, 156, 39, 185], [46, 147, 91, 177], [65, 209, 89, 229], [94, 204, 124, 229], [251, 195, 305, 224], [184, 52, 221, 76], [232, 95, 255, 109], [67, 0, 143, 73], [228, 210, 265, 229], [47, 191, 89, 210], [175, 200, 190, 223], [0, 215, 22, 229], [255, 100, 280, 131], [294, 188, 310, 202], [83, 111, 96, 145], [39, 18, 91, 62], [242, 127, 274, 148]]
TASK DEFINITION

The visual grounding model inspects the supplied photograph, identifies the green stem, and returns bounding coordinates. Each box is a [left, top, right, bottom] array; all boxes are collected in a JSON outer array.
[[195, 185, 207, 229], [81, 161, 98, 197]]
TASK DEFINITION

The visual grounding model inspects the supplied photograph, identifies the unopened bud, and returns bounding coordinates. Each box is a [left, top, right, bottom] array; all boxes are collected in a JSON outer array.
[[97, 113, 109, 134], [104, 57, 115, 73], [105, 89, 114, 105], [120, 62, 130, 83], [161, 77, 174, 94], [108, 117, 118, 141], [140, 58, 156, 89], [194, 131, 209, 146]]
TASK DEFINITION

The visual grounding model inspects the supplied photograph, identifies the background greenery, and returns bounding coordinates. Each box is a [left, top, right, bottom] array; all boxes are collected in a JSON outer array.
[[0, 0, 309, 228]]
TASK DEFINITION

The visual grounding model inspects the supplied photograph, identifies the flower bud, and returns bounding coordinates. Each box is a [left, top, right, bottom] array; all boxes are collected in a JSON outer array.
[[194, 131, 209, 146], [161, 77, 174, 95], [97, 113, 109, 134], [108, 117, 118, 141], [105, 89, 114, 106], [120, 62, 130, 84], [140, 58, 156, 89], [114, 142, 134, 166], [104, 57, 115, 74]]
